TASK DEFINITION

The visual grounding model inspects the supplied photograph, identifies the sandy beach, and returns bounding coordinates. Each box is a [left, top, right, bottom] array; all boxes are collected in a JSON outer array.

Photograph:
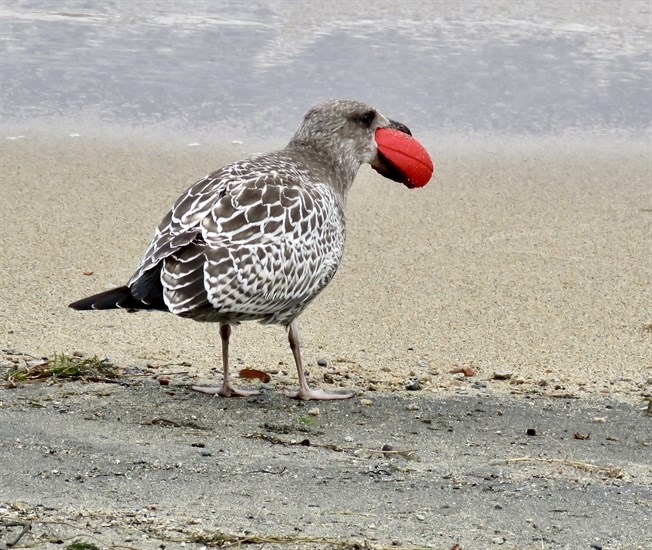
[[1, 134, 650, 400], [0, 131, 650, 549], [1, 1, 651, 547]]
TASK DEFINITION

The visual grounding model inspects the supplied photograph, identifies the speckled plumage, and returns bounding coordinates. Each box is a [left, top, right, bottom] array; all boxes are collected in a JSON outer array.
[[70, 99, 416, 400], [129, 150, 346, 326]]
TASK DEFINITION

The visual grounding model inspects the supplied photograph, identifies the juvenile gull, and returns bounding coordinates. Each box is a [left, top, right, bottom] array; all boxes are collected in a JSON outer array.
[[69, 99, 431, 400]]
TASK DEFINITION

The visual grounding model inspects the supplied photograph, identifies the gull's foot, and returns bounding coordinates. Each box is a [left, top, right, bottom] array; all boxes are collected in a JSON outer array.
[[192, 385, 261, 397], [286, 388, 354, 401]]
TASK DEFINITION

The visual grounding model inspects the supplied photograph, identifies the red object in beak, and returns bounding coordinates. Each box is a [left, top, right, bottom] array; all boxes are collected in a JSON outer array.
[[374, 128, 433, 188]]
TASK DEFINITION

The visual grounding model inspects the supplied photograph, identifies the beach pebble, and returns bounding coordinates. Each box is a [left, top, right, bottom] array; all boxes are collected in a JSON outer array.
[[450, 365, 475, 377], [360, 399, 373, 406], [406, 379, 422, 391], [307, 407, 320, 416], [405, 402, 420, 411], [317, 358, 328, 366], [493, 371, 513, 380]]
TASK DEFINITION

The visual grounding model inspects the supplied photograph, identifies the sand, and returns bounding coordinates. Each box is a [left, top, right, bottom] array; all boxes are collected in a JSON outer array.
[[1, 131, 651, 549], [0, 132, 650, 400], [2, 382, 651, 549]]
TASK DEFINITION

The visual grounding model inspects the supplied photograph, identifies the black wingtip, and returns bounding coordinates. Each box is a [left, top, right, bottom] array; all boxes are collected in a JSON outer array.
[[69, 285, 159, 311]]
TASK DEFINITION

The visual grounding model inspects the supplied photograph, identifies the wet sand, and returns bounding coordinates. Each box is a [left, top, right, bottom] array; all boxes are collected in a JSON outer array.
[[1, 380, 651, 549], [0, 133, 650, 400]]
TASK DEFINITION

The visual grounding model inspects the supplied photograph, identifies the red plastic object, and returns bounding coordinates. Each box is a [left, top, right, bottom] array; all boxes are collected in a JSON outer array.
[[375, 128, 433, 188]]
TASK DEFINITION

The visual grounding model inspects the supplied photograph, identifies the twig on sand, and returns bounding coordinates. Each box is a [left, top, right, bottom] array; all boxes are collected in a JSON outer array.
[[176, 530, 431, 549], [1, 520, 31, 547], [491, 456, 624, 478], [245, 432, 420, 461]]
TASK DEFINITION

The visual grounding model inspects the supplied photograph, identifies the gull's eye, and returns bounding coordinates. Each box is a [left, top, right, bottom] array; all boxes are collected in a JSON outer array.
[[358, 110, 376, 127]]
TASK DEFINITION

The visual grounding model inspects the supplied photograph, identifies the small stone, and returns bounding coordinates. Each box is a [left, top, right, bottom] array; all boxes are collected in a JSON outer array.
[[307, 407, 320, 416], [510, 377, 525, 385], [201, 451, 212, 457], [492, 536, 505, 544], [526, 428, 537, 436], [317, 358, 328, 367], [592, 417, 607, 423], [382, 444, 394, 452], [158, 376, 170, 386], [450, 365, 475, 377], [360, 398, 373, 406], [493, 371, 513, 380], [406, 379, 422, 391], [405, 402, 420, 411], [415, 513, 425, 521], [451, 372, 465, 381]]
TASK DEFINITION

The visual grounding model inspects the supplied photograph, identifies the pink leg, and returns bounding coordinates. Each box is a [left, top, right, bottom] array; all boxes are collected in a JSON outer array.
[[192, 323, 260, 397], [285, 320, 354, 400]]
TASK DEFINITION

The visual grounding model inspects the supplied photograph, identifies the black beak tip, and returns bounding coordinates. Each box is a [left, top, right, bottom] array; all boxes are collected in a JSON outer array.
[[388, 119, 412, 136]]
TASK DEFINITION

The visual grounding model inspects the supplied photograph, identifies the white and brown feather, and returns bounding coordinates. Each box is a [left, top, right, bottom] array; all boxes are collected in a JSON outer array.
[[128, 151, 346, 326]]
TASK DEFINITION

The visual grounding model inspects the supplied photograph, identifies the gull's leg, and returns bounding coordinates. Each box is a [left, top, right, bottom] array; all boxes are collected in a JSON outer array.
[[193, 323, 260, 397], [285, 320, 354, 400]]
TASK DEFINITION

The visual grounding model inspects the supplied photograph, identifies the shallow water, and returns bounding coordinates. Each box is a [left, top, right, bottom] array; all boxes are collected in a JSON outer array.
[[1, 0, 650, 140]]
